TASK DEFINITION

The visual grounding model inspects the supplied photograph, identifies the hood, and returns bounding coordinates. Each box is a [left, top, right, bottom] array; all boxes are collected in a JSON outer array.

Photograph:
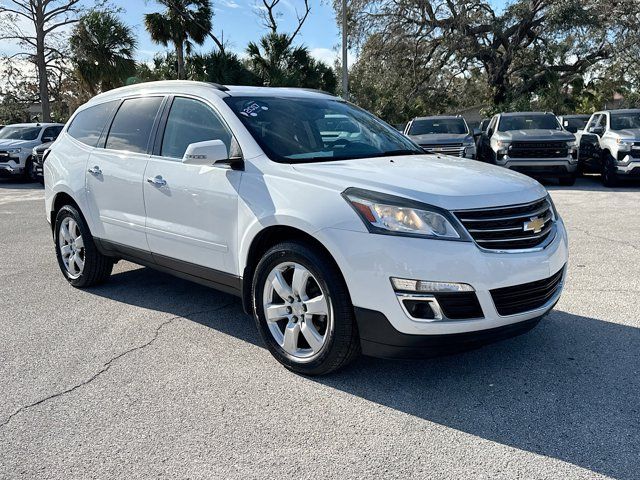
[[291, 154, 547, 210], [613, 129, 640, 140], [496, 129, 575, 142], [0, 139, 36, 149], [408, 133, 471, 145], [34, 141, 53, 152]]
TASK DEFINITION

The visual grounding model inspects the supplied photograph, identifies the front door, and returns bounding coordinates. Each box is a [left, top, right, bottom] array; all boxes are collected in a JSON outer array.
[[85, 96, 165, 251], [143, 96, 242, 277]]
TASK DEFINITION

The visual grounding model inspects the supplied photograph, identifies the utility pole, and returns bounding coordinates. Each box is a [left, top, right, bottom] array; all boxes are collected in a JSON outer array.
[[341, 0, 348, 100]]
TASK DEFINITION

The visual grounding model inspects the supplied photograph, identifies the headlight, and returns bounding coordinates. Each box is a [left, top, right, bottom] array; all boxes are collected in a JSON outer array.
[[547, 195, 560, 220], [496, 140, 510, 154], [343, 188, 467, 240], [617, 138, 632, 150], [6, 148, 22, 154]]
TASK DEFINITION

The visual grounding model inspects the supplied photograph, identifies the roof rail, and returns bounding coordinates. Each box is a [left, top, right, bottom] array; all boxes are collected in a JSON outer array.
[[207, 82, 229, 91]]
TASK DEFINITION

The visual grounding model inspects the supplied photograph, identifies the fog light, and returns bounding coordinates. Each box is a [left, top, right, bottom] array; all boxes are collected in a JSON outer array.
[[391, 277, 474, 292]]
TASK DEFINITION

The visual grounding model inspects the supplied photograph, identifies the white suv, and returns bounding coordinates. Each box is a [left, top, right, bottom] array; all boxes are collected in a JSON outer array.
[[45, 81, 568, 375], [0, 123, 64, 180]]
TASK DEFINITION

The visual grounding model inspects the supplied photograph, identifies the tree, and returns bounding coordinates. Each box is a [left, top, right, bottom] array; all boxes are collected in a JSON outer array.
[[189, 51, 260, 85], [339, 0, 640, 110], [0, 0, 85, 121], [70, 11, 137, 95], [144, 0, 219, 80]]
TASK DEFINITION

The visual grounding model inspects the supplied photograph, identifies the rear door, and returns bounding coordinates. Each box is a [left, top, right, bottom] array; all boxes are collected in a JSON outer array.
[[85, 96, 165, 251], [143, 96, 242, 278]]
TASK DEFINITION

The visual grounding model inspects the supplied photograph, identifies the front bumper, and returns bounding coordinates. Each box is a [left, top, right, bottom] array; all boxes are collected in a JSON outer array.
[[615, 157, 640, 176], [319, 219, 568, 345], [496, 157, 577, 177], [0, 164, 23, 177]]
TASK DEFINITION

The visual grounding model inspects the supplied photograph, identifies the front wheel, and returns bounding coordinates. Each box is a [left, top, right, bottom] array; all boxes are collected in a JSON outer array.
[[251, 241, 360, 375], [601, 152, 620, 188], [54, 205, 113, 287]]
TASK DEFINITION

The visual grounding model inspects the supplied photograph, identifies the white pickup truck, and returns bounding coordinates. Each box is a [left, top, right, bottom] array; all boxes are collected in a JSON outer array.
[[576, 109, 640, 187]]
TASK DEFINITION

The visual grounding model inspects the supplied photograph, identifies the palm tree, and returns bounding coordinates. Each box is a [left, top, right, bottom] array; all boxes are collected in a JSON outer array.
[[144, 0, 213, 80], [70, 11, 137, 95], [246, 33, 337, 92]]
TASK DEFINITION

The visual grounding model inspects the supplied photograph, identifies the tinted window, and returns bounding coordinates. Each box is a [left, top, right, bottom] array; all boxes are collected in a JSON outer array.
[[498, 114, 561, 132], [161, 97, 232, 159], [105, 97, 163, 153], [67, 101, 119, 147], [42, 126, 63, 140], [408, 118, 468, 135], [562, 117, 589, 133], [224, 96, 422, 163], [610, 112, 640, 130], [0, 126, 41, 141]]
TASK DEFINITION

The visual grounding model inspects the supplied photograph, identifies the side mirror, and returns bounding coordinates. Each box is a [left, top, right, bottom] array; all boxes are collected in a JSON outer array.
[[472, 127, 481, 137], [182, 139, 240, 168], [42, 137, 54, 143], [588, 126, 604, 135]]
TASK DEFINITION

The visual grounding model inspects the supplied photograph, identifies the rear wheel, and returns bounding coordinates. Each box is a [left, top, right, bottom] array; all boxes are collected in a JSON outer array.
[[601, 151, 620, 187], [54, 205, 113, 287], [251, 241, 360, 375]]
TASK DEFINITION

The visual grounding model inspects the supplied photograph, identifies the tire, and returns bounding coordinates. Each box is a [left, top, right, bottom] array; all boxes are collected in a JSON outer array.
[[251, 241, 360, 375], [601, 151, 620, 188], [54, 205, 113, 287], [23, 156, 37, 182], [559, 175, 576, 186]]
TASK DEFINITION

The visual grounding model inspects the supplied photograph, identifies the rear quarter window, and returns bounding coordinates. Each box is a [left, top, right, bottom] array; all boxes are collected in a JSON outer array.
[[67, 101, 119, 147]]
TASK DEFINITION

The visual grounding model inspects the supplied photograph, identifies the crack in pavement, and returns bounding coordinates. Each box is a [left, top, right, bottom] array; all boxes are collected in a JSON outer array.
[[0, 303, 236, 429]]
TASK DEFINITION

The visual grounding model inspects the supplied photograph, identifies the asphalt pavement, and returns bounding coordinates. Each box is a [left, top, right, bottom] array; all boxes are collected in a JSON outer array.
[[0, 176, 638, 479]]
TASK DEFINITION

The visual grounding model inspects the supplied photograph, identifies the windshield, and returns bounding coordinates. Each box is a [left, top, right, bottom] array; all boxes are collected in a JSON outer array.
[[224, 96, 423, 163], [563, 117, 589, 133], [409, 118, 468, 135], [498, 114, 561, 132], [610, 112, 640, 130], [0, 126, 41, 141]]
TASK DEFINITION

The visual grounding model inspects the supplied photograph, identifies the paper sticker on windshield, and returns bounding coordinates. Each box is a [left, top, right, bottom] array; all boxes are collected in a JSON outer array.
[[240, 101, 269, 117]]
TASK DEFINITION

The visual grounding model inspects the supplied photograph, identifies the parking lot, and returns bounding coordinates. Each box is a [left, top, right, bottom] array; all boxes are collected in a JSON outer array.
[[0, 177, 638, 479]]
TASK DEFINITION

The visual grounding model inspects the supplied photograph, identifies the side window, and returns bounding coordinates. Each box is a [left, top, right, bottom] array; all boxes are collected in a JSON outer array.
[[587, 114, 602, 131], [105, 97, 164, 154], [42, 126, 63, 141], [487, 115, 498, 135], [160, 97, 233, 159], [67, 101, 119, 147]]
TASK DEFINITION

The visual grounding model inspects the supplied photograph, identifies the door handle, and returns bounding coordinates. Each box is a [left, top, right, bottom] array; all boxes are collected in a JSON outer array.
[[147, 175, 167, 187], [88, 166, 102, 175]]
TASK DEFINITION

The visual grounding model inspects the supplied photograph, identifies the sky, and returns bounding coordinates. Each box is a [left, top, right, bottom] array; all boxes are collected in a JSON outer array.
[[0, 0, 508, 67], [110, 0, 343, 66]]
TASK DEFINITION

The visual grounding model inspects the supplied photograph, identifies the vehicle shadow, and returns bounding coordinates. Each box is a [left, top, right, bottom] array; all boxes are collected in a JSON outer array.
[[543, 174, 640, 192], [89, 266, 639, 479], [0, 178, 43, 189]]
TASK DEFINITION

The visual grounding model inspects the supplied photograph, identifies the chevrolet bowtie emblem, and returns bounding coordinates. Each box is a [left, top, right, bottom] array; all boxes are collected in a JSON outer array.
[[524, 216, 546, 234]]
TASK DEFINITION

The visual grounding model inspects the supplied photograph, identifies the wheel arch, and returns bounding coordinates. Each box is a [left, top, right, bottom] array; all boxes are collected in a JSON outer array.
[[50, 191, 83, 232], [241, 225, 350, 315]]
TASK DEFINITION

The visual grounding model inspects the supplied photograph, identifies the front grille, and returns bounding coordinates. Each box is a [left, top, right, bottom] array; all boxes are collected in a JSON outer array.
[[0, 151, 10, 163], [435, 292, 483, 319], [491, 267, 565, 316], [509, 141, 568, 159], [420, 143, 465, 157], [454, 198, 555, 251]]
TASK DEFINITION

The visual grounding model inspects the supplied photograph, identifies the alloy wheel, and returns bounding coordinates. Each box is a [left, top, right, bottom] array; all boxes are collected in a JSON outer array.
[[59, 217, 85, 278], [262, 262, 332, 360]]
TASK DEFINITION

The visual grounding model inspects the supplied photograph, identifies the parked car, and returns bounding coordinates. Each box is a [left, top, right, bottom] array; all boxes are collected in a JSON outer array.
[[576, 109, 640, 187], [32, 141, 54, 184], [558, 114, 590, 134], [45, 81, 568, 375], [477, 112, 578, 186], [0, 123, 64, 180], [404, 115, 476, 158]]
